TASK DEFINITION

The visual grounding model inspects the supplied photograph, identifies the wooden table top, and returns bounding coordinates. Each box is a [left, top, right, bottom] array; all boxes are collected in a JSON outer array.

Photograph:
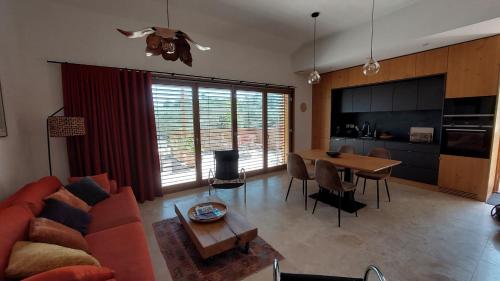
[[174, 195, 257, 259], [297, 149, 402, 173]]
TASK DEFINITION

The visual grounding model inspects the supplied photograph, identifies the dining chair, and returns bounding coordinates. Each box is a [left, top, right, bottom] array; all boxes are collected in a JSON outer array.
[[355, 147, 391, 209], [313, 159, 357, 227], [337, 145, 355, 180], [286, 153, 315, 210]]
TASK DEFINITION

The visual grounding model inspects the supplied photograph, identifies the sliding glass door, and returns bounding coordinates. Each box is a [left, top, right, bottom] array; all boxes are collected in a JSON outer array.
[[152, 84, 196, 187], [152, 80, 292, 190], [198, 87, 233, 179]]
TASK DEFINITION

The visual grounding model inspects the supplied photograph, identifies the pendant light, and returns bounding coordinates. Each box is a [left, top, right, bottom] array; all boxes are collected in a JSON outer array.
[[308, 12, 321, 85], [363, 0, 380, 76]]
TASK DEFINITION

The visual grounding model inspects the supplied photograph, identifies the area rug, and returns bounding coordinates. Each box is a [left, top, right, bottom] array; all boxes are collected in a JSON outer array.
[[153, 217, 283, 281], [309, 190, 366, 213]]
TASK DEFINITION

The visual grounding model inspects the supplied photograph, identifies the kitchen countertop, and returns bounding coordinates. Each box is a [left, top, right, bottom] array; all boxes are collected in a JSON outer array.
[[331, 135, 440, 146]]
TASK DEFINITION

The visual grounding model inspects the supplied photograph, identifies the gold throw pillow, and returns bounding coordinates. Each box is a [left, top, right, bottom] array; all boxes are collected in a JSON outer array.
[[5, 241, 100, 279]]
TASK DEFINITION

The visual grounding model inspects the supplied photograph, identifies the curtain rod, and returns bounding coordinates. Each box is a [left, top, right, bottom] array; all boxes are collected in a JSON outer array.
[[46, 60, 295, 89]]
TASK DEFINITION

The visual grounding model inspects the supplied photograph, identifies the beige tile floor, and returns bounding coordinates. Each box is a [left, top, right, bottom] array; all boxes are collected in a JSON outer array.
[[139, 170, 500, 281]]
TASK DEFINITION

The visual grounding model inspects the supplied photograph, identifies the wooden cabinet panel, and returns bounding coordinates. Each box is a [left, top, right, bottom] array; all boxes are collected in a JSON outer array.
[[347, 66, 368, 86], [331, 69, 349, 89], [438, 154, 490, 196], [446, 36, 500, 98], [386, 54, 417, 81], [415, 47, 449, 76], [311, 74, 332, 147]]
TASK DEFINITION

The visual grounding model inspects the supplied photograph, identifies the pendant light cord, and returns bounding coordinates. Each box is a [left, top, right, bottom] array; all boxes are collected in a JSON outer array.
[[166, 0, 170, 28], [370, 0, 375, 59], [313, 16, 317, 71]]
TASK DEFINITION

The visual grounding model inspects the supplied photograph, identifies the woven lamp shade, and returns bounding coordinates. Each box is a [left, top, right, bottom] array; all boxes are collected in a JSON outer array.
[[48, 116, 86, 137]]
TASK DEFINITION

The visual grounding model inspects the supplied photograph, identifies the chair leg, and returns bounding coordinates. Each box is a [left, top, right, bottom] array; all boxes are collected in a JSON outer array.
[[340, 171, 344, 181], [304, 181, 308, 211], [244, 182, 247, 205], [376, 180, 380, 209], [363, 178, 366, 194], [355, 176, 359, 186], [352, 191, 358, 217], [338, 191, 342, 227], [285, 177, 293, 201], [208, 185, 211, 195], [312, 187, 320, 214], [302, 181, 305, 196], [385, 179, 391, 202]]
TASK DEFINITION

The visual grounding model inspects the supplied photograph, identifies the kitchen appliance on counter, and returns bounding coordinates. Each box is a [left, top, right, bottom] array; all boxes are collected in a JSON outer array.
[[441, 96, 496, 159], [410, 127, 434, 143]]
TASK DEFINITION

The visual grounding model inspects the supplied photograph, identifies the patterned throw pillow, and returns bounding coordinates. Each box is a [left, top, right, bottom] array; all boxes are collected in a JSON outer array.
[[5, 241, 100, 279], [45, 187, 91, 212], [39, 199, 91, 235], [29, 218, 90, 252]]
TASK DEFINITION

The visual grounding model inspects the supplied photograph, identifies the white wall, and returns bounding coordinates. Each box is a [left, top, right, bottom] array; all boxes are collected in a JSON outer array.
[[0, 0, 311, 200]]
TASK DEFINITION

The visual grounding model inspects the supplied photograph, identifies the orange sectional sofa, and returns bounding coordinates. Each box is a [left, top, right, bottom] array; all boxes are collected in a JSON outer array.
[[0, 176, 155, 281]]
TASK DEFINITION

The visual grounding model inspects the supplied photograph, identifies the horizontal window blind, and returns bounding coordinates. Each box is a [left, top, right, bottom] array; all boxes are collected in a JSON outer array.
[[267, 93, 289, 167], [152, 84, 196, 187], [237, 90, 264, 172], [199, 87, 233, 179]]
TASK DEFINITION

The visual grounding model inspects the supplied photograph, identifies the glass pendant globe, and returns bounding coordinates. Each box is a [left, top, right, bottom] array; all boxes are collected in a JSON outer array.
[[363, 57, 380, 76], [308, 70, 321, 85], [163, 42, 176, 54]]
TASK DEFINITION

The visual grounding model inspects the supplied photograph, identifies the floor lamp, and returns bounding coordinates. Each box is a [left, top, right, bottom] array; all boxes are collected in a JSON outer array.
[[47, 107, 86, 176]]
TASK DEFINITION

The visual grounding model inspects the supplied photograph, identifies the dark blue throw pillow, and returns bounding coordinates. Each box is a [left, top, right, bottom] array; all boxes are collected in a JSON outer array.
[[65, 177, 110, 206], [40, 199, 92, 235]]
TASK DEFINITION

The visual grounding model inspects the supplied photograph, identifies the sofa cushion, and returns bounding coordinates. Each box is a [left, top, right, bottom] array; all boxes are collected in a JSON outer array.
[[85, 222, 155, 281], [40, 199, 92, 235], [2, 176, 63, 215], [0, 204, 33, 281], [45, 187, 91, 212], [68, 173, 111, 193], [5, 241, 100, 279], [22, 265, 114, 281], [29, 218, 90, 253], [87, 187, 141, 234], [66, 178, 110, 206]]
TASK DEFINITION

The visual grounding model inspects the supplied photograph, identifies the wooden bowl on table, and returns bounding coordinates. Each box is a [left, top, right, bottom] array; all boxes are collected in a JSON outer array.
[[188, 202, 227, 223]]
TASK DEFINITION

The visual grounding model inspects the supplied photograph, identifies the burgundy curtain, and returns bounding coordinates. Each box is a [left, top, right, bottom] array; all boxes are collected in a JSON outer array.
[[62, 63, 162, 202]]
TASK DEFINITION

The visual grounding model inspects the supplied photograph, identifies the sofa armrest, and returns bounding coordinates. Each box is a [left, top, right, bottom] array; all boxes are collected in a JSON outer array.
[[109, 180, 118, 194]]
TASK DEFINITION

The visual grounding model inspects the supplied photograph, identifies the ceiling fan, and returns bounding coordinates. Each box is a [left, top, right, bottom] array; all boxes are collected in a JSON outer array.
[[117, 0, 210, 67]]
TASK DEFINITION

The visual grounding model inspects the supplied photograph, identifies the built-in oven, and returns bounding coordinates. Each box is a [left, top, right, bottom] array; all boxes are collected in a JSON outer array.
[[441, 96, 496, 159]]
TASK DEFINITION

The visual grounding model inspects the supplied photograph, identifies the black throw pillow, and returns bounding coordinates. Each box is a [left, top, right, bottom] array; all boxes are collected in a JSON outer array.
[[40, 199, 92, 235], [65, 177, 110, 206]]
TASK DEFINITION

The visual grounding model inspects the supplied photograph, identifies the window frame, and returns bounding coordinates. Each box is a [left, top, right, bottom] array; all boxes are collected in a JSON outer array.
[[152, 76, 294, 194]]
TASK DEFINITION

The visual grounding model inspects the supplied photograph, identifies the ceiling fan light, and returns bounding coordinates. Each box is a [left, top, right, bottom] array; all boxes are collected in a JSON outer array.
[[308, 70, 321, 85], [363, 57, 380, 76], [163, 41, 176, 54]]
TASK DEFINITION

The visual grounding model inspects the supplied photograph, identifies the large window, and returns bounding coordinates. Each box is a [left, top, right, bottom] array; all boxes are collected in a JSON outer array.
[[152, 79, 293, 190]]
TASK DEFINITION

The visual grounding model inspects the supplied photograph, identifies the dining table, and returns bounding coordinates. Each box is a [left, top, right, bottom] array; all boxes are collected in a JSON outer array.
[[296, 149, 402, 211]]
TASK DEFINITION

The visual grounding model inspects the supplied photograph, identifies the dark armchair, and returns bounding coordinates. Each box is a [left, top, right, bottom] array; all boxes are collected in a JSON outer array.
[[273, 259, 386, 281], [208, 150, 247, 203]]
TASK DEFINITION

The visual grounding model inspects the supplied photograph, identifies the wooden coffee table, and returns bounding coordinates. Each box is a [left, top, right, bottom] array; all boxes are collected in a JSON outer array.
[[174, 195, 258, 259]]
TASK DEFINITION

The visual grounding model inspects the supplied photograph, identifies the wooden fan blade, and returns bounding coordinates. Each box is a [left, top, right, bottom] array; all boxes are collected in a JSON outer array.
[[177, 31, 210, 51], [153, 27, 177, 39], [117, 28, 155, 38]]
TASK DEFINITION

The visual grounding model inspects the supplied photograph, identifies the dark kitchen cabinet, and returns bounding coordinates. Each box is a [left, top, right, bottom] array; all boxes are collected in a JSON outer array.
[[417, 76, 444, 110], [340, 90, 353, 113], [362, 140, 385, 155], [386, 142, 440, 184], [393, 80, 418, 111], [370, 84, 393, 112], [352, 87, 371, 112], [345, 138, 363, 154], [330, 137, 346, 152]]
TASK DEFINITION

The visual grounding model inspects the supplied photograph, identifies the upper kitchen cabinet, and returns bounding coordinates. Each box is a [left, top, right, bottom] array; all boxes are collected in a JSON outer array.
[[393, 80, 418, 111], [340, 89, 354, 113], [352, 86, 371, 112], [417, 76, 445, 110], [415, 47, 448, 77], [446, 36, 500, 98], [368, 55, 417, 84], [331, 68, 350, 89], [370, 84, 393, 112]]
